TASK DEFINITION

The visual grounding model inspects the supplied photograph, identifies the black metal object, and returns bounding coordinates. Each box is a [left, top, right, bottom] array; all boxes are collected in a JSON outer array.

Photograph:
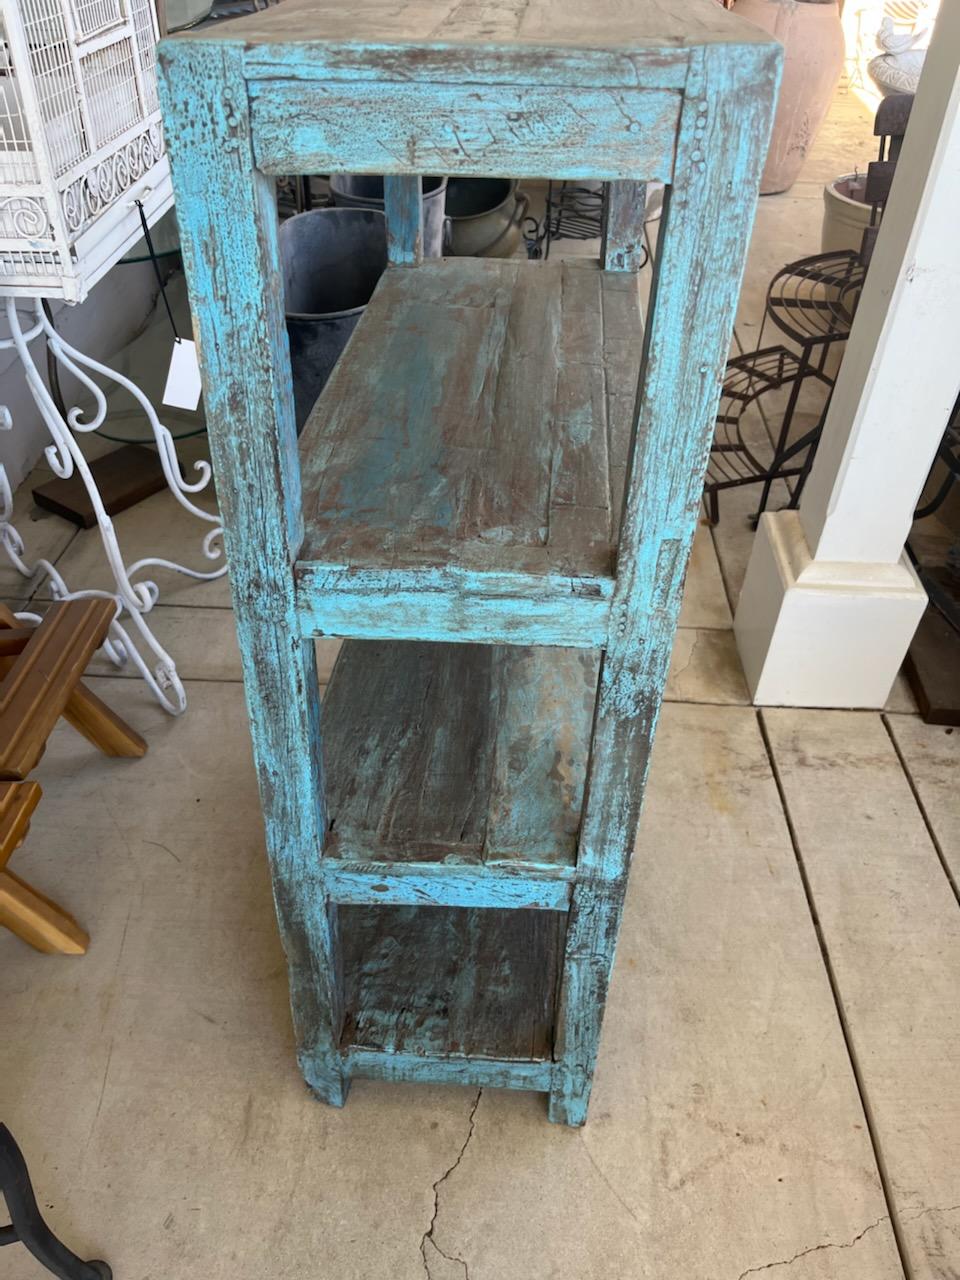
[[0, 1125, 111, 1280], [704, 250, 864, 524], [705, 92, 915, 525], [875, 93, 914, 164], [524, 181, 605, 260]]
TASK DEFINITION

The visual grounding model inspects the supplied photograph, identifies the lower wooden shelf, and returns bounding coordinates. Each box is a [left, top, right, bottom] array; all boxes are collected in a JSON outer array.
[[339, 903, 565, 1089], [320, 638, 599, 909]]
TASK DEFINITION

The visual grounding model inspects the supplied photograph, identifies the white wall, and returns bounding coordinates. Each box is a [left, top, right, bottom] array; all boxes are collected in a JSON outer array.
[[0, 259, 161, 490]]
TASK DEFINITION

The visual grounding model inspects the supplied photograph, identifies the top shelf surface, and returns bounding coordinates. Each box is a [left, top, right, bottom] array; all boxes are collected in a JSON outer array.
[[187, 0, 774, 53], [177, 0, 780, 97]]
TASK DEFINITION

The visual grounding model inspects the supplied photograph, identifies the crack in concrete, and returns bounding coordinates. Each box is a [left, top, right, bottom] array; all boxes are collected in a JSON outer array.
[[735, 1202, 960, 1280], [420, 1090, 481, 1280], [580, 1135, 642, 1225], [735, 1214, 889, 1279]]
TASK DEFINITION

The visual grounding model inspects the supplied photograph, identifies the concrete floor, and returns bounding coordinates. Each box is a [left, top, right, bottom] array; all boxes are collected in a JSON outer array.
[[2, 86, 959, 1280]]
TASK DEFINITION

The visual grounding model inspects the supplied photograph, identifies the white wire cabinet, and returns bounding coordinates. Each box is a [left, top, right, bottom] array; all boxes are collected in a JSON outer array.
[[0, 0, 172, 301]]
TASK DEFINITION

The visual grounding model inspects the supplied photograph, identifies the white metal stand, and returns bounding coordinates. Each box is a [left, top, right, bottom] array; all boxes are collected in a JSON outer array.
[[0, 297, 225, 714]]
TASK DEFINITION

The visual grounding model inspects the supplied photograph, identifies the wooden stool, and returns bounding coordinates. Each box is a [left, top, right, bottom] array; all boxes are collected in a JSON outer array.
[[0, 600, 147, 954], [0, 600, 147, 780], [0, 782, 88, 955]]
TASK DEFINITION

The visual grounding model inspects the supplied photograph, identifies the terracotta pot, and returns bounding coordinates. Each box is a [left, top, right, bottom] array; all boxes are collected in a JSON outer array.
[[735, 0, 845, 194]]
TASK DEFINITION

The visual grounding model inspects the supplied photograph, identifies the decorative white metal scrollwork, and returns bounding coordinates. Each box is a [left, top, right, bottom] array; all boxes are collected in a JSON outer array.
[[0, 195, 53, 240], [0, 297, 227, 714], [60, 125, 165, 236]]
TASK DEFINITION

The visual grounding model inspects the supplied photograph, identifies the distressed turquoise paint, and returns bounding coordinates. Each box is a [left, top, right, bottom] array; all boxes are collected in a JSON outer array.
[[345, 1050, 553, 1092], [321, 864, 572, 910], [383, 175, 423, 264], [549, 43, 782, 1125], [158, 3, 779, 1125], [294, 565, 613, 648], [156, 39, 348, 1106], [249, 82, 682, 181], [602, 181, 648, 272]]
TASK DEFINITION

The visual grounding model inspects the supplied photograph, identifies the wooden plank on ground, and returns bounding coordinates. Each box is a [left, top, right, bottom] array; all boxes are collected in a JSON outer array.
[[424, 704, 904, 1278], [885, 712, 960, 890], [765, 708, 960, 1280]]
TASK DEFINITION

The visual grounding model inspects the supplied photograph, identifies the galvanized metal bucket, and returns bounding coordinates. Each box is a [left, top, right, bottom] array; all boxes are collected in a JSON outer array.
[[329, 174, 448, 258], [444, 178, 529, 258], [279, 207, 388, 431]]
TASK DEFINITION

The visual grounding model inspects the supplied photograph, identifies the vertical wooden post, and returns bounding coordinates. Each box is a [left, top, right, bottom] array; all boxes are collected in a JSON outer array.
[[601, 181, 647, 271], [550, 45, 781, 1125], [383, 176, 424, 265], [158, 42, 347, 1105]]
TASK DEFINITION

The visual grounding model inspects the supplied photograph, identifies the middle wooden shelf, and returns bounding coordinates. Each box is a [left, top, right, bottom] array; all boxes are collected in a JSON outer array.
[[318, 638, 601, 910], [294, 256, 643, 649]]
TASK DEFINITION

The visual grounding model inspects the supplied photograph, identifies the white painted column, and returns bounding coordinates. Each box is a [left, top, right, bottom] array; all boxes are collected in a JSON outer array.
[[734, 1, 960, 708]]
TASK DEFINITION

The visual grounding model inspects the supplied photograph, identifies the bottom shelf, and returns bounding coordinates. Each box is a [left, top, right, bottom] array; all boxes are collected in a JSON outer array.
[[339, 905, 566, 1081]]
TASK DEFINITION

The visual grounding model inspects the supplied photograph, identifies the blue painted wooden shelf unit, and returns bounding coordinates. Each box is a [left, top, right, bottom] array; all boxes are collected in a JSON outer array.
[[158, 0, 781, 1125]]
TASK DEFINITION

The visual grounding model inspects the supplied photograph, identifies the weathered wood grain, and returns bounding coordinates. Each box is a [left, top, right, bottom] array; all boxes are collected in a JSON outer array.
[[296, 259, 642, 647], [602, 181, 647, 271], [383, 175, 423, 265], [158, 41, 348, 1106], [321, 640, 598, 875], [550, 42, 782, 1125], [340, 904, 566, 1061], [765, 709, 960, 1280], [182, 0, 780, 99], [322, 864, 572, 910], [296, 564, 614, 649], [344, 1047, 552, 1091], [251, 82, 681, 180]]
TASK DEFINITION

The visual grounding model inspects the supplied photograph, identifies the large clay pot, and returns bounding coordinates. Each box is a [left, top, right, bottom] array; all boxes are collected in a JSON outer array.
[[735, 0, 845, 194]]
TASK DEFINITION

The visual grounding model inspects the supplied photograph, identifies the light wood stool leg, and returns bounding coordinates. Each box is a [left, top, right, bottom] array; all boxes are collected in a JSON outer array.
[[0, 868, 89, 955], [63, 683, 147, 759]]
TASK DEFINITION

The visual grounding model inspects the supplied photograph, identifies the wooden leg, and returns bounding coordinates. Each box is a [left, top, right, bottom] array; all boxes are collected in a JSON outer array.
[[237, 627, 349, 1107], [63, 683, 148, 758], [161, 46, 349, 1106], [0, 868, 89, 955], [549, 891, 623, 1126]]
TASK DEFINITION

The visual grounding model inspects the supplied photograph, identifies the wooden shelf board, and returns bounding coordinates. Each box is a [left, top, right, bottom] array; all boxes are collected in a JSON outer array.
[[321, 640, 599, 885], [295, 258, 641, 647], [339, 904, 566, 1064]]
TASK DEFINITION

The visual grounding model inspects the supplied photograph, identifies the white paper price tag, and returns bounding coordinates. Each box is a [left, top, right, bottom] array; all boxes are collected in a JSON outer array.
[[162, 339, 202, 411]]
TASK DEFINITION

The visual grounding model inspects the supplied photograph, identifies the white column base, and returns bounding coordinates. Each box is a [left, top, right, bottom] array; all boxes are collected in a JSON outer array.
[[734, 510, 926, 708]]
